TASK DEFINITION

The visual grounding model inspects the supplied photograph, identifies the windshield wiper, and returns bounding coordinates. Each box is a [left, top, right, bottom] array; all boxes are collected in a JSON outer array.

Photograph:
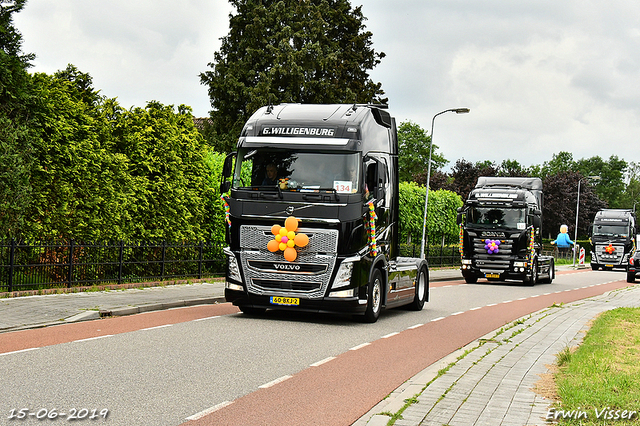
[[301, 188, 340, 202], [254, 185, 283, 199]]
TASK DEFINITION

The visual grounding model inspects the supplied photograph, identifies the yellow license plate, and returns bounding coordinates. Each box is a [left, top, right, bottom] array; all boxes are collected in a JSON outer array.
[[605, 264, 614, 268], [485, 273, 500, 279], [270, 296, 300, 306]]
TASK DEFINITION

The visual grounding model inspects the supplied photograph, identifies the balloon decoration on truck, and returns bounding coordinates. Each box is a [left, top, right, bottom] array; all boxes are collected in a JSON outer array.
[[484, 239, 501, 254], [267, 216, 309, 262]]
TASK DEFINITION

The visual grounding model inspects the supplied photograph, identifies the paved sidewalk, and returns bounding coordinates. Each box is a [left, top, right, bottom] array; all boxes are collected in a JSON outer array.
[[0, 268, 463, 333], [0, 281, 226, 332], [354, 282, 640, 426]]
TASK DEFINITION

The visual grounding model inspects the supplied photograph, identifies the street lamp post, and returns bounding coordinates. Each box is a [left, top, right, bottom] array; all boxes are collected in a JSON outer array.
[[420, 108, 470, 259], [573, 175, 600, 268]]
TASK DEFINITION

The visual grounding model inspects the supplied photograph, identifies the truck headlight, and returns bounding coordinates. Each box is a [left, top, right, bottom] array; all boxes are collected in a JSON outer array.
[[514, 261, 527, 268], [331, 256, 359, 291], [223, 247, 242, 284], [461, 259, 472, 265], [329, 288, 357, 298]]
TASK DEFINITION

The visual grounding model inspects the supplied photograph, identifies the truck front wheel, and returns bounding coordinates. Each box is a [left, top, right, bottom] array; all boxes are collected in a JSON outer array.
[[463, 274, 478, 284], [363, 269, 383, 323], [525, 261, 538, 286], [408, 267, 428, 311]]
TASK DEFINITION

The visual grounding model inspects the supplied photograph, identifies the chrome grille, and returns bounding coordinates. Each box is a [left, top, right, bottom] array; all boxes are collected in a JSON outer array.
[[594, 243, 625, 265], [239, 225, 339, 299], [473, 237, 515, 273]]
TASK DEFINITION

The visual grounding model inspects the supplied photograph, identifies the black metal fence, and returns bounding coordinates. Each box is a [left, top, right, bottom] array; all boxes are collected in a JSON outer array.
[[399, 243, 461, 268], [0, 240, 226, 293]]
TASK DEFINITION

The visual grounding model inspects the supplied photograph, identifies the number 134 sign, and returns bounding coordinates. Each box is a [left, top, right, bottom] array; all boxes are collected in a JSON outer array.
[[333, 180, 353, 193]]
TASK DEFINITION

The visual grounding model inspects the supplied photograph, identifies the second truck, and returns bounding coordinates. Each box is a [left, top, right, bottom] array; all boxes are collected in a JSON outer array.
[[457, 177, 554, 285]]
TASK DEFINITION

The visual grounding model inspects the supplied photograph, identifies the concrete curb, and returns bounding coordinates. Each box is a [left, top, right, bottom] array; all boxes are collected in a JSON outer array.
[[98, 296, 227, 318]]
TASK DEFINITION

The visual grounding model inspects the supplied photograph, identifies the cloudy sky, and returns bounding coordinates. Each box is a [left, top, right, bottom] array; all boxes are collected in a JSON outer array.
[[13, 0, 640, 171]]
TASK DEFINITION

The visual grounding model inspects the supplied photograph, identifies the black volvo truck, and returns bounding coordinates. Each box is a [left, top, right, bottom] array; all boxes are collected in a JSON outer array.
[[219, 104, 428, 322], [590, 209, 637, 271]]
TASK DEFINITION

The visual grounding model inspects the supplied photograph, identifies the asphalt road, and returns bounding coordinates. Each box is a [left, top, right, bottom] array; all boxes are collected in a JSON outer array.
[[0, 269, 630, 426]]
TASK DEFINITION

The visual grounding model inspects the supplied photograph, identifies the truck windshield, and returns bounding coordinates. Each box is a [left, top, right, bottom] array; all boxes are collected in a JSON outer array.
[[592, 225, 628, 238], [233, 148, 361, 193], [466, 207, 526, 230]]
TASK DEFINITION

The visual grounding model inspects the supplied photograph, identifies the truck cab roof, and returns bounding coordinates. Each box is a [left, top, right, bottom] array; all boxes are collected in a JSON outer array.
[[239, 103, 396, 154]]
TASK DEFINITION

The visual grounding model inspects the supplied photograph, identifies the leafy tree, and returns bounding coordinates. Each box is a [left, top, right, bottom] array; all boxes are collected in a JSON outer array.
[[0, 0, 34, 113], [0, 114, 32, 237], [398, 182, 462, 246], [415, 169, 453, 192], [26, 73, 130, 241], [397, 121, 447, 183], [575, 155, 627, 208], [541, 151, 575, 177], [54, 63, 102, 107], [200, 0, 386, 152], [620, 162, 640, 211], [106, 101, 212, 241], [542, 171, 605, 239], [497, 159, 531, 177], [0, 0, 35, 238], [447, 159, 498, 200]]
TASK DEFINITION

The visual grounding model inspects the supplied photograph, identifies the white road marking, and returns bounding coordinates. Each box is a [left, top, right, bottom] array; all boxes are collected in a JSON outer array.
[[310, 357, 335, 367], [349, 342, 371, 351], [193, 316, 220, 322], [259, 375, 292, 389], [186, 401, 233, 421], [0, 347, 39, 356], [73, 335, 113, 343]]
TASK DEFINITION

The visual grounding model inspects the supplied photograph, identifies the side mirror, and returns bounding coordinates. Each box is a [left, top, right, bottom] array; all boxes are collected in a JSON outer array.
[[220, 152, 236, 194], [533, 216, 542, 229], [222, 152, 236, 178], [456, 207, 464, 225]]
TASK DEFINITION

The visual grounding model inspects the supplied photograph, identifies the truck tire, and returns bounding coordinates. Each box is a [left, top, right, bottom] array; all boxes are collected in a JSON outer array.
[[408, 267, 428, 311], [627, 272, 636, 283], [525, 260, 537, 286], [591, 263, 599, 270], [539, 259, 555, 284], [363, 269, 383, 323], [463, 274, 478, 284], [239, 306, 267, 316]]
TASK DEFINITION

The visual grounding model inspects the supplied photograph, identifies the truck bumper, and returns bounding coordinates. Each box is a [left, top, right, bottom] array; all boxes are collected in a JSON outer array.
[[225, 288, 367, 315], [462, 268, 526, 282]]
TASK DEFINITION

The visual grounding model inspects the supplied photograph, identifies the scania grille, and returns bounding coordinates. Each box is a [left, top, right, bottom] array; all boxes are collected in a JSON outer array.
[[472, 238, 514, 272], [239, 225, 339, 299]]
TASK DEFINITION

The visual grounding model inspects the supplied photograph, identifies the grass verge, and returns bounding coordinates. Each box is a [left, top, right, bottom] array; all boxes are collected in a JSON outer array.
[[550, 307, 640, 424]]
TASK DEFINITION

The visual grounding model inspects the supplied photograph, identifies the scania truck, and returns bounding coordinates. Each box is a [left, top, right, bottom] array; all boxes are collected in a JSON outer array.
[[457, 177, 554, 285], [589, 209, 637, 271], [219, 103, 428, 322]]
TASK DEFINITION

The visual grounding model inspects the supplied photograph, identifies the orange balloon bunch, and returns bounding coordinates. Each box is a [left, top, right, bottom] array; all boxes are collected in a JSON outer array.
[[267, 216, 309, 262]]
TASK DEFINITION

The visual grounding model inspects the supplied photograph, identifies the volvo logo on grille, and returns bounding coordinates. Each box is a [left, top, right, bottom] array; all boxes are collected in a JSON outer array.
[[274, 263, 301, 271], [286, 206, 295, 215]]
